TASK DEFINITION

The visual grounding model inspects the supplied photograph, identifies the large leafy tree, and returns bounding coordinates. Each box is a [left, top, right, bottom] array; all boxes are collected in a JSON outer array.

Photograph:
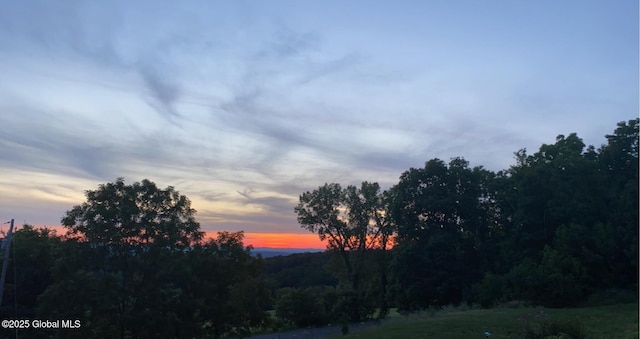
[[472, 119, 639, 307], [39, 178, 204, 338], [595, 119, 638, 289], [61, 178, 203, 250], [506, 133, 606, 263], [390, 158, 496, 310], [6, 179, 270, 338], [295, 181, 393, 321], [0, 225, 61, 319], [181, 231, 269, 339]]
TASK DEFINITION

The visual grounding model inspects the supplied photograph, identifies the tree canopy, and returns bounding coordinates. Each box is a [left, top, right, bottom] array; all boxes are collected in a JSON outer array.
[[1, 118, 637, 336], [295, 181, 393, 321], [24, 178, 268, 339]]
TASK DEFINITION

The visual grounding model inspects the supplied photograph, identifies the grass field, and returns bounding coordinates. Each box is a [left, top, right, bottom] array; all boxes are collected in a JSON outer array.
[[332, 303, 638, 339]]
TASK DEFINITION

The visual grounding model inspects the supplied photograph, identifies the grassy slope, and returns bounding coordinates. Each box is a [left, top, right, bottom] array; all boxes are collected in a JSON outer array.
[[335, 303, 638, 339]]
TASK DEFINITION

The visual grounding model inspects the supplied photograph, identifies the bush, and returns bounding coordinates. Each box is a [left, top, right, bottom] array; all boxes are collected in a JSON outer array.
[[505, 249, 590, 308], [584, 288, 638, 306], [506, 258, 541, 302], [535, 247, 589, 307], [274, 286, 354, 328], [333, 290, 372, 322], [472, 273, 509, 308], [526, 319, 586, 339], [275, 288, 326, 327], [518, 311, 587, 339]]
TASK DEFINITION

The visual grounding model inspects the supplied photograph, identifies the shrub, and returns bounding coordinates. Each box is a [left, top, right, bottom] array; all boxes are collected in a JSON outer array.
[[534, 247, 590, 307], [584, 288, 638, 306], [506, 249, 590, 308], [275, 287, 326, 327], [472, 273, 509, 308], [518, 311, 587, 339]]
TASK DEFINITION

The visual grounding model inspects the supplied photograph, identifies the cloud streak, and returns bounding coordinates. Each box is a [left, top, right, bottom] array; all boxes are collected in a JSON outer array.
[[0, 0, 636, 239], [138, 61, 182, 120]]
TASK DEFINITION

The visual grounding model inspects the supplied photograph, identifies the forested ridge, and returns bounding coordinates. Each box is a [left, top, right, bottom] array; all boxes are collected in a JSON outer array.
[[0, 119, 637, 338]]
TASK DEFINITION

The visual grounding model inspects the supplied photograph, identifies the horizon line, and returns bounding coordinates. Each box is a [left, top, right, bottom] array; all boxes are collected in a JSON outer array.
[[0, 224, 327, 250]]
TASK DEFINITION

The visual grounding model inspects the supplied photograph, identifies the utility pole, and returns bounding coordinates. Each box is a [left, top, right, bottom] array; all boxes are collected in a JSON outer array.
[[0, 219, 15, 307]]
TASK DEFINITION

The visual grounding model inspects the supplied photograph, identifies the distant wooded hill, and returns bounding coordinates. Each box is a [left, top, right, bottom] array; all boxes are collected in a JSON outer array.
[[253, 247, 323, 258]]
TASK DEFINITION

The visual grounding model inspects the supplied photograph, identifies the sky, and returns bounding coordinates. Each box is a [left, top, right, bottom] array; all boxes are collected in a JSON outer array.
[[0, 0, 638, 249]]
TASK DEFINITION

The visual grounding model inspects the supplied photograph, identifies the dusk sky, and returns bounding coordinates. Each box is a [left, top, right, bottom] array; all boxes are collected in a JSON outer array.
[[1, 1, 637, 248]]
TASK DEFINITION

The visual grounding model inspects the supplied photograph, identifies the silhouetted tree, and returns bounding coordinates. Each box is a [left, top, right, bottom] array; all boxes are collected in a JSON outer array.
[[295, 182, 394, 321], [390, 158, 497, 310], [0, 225, 60, 320], [183, 231, 269, 339], [38, 178, 268, 338], [471, 119, 638, 307]]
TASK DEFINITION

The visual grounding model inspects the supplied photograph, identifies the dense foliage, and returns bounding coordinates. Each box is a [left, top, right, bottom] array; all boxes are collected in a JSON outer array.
[[294, 182, 393, 321], [403, 119, 638, 310], [263, 251, 337, 290], [1, 179, 268, 339], [0, 119, 636, 336], [292, 118, 638, 317]]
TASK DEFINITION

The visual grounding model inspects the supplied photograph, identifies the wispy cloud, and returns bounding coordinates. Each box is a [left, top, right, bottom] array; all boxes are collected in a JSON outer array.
[[138, 61, 182, 120], [197, 208, 299, 234], [0, 0, 635, 234]]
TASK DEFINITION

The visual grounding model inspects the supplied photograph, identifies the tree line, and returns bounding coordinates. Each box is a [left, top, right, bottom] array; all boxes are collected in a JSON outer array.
[[0, 118, 637, 337], [285, 118, 638, 324], [1, 180, 268, 338]]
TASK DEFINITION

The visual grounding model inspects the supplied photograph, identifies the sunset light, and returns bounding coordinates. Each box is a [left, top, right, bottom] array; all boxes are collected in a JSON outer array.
[[5, 225, 326, 250], [234, 232, 326, 249], [0, 1, 636, 336]]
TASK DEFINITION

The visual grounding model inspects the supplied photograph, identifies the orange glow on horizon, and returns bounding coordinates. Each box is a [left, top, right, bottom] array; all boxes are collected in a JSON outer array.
[[5, 226, 399, 250], [205, 231, 327, 249], [5, 225, 327, 250]]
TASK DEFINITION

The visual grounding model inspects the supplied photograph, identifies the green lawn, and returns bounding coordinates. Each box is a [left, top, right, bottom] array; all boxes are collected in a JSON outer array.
[[334, 303, 638, 339]]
